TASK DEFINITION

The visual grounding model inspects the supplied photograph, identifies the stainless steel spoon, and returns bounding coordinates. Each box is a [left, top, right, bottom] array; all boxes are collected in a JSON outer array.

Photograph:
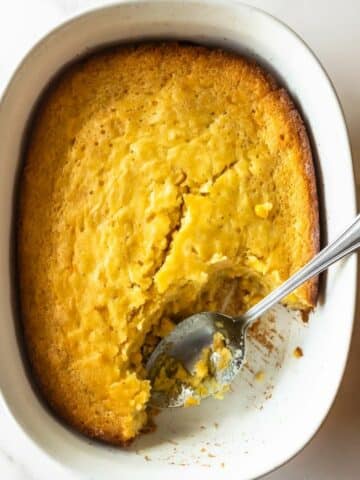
[[147, 214, 360, 408]]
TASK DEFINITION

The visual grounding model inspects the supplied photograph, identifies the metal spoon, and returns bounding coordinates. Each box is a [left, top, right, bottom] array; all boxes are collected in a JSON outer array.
[[147, 214, 360, 408]]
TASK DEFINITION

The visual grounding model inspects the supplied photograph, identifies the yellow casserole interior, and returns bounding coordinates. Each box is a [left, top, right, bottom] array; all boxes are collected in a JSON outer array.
[[19, 44, 318, 444]]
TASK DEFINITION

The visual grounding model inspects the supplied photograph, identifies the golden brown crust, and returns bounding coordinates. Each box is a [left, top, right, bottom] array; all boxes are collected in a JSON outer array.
[[270, 88, 320, 308], [18, 42, 320, 446]]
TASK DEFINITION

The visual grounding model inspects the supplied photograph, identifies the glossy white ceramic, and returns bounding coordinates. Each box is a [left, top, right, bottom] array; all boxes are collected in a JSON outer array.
[[0, 1, 356, 479]]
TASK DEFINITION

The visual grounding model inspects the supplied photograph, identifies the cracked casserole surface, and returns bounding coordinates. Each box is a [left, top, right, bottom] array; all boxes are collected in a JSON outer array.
[[18, 43, 319, 445]]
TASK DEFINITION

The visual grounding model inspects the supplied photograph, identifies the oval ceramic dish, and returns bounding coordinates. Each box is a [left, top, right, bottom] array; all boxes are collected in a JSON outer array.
[[0, 1, 356, 479]]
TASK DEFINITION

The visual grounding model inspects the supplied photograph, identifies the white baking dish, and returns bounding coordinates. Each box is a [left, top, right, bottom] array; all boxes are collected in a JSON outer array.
[[0, 1, 356, 479]]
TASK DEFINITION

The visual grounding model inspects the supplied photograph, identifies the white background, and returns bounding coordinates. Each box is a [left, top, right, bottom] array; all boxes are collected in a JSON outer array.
[[0, 1, 359, 479]]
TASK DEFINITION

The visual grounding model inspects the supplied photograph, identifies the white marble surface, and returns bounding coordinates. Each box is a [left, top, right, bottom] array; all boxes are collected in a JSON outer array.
[[1, 1, 359, 479]]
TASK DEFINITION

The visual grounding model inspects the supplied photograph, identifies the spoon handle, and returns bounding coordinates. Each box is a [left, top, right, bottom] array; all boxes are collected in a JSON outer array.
[[238, 213, 360, 327]]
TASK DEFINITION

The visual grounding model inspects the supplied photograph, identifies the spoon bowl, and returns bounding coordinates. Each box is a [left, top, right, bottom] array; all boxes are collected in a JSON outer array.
[[146, 312, 247, 407]]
